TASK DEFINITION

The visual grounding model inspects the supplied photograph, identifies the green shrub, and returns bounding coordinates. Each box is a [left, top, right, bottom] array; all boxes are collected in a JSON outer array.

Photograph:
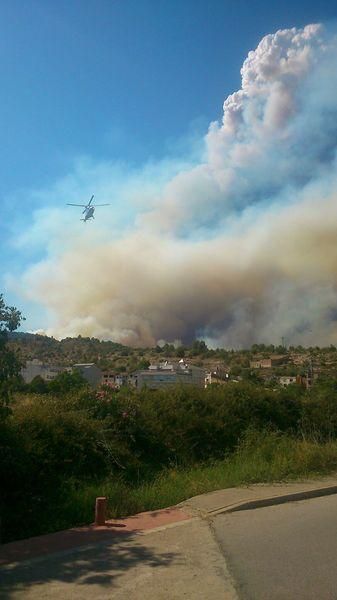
[[2, 377, 337, 543]]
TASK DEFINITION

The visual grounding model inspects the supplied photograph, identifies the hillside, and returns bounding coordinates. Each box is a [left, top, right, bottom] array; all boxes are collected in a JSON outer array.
[[8, 333, 337, 378]]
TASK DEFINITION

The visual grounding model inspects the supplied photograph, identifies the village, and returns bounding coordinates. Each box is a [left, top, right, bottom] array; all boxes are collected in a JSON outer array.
[[18, 347, 326, 391]]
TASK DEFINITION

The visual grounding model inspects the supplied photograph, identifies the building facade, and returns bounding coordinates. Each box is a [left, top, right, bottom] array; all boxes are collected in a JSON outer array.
[[250, 355, 288, 369], [135, 361, 206, 390], [21, 359, 65, 384], [72, 363, 103, 388]]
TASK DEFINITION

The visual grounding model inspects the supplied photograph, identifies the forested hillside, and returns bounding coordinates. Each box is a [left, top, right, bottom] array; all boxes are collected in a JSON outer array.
[[8, 332, 337, 379]]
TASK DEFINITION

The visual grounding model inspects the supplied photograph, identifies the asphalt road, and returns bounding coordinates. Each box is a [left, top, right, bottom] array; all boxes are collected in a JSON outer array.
[[212, 494, 337, 600]]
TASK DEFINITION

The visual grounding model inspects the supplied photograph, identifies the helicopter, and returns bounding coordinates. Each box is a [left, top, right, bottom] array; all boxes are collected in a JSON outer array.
[[67, 195, 110, 222]]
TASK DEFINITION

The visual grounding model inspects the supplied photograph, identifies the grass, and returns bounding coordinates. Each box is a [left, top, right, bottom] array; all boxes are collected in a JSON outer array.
[[55, 432, 337, 531]]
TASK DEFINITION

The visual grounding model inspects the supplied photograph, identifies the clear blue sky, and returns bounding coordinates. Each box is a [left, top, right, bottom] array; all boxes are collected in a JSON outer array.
[[2, 0, 337, 194], [1, 0, 337, 329]]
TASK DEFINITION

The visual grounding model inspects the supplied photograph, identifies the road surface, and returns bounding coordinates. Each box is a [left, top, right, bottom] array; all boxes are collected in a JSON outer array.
[[212, 494, 337, 599], [2, 478, 337, 599]]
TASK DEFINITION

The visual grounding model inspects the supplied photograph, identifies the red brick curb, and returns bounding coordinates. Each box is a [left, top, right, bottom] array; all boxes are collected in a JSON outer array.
[[0, 507, 191, 566]]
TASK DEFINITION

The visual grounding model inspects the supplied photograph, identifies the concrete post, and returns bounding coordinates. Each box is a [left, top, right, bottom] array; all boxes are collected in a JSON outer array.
[[95, 496, 107, 526]]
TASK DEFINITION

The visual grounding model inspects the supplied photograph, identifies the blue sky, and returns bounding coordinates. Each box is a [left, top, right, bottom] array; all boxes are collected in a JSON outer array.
[[2, 0, 337, 339], [2, 0, 337, 191]]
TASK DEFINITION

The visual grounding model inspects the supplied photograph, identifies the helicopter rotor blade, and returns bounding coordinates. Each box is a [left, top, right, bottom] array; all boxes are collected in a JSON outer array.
[[67, 203, 87, 207], [92, 204, 110, 207], [88, 195, 94, 206]]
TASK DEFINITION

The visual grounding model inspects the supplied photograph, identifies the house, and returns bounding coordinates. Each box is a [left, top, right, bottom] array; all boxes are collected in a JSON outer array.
[[250, 355, 288, 369], [205, 368, 230, 387], [72, 363, 102, 388], [279, 373, 317, 389], [250, 360, 263, 369], [297, 373, 317, 389], [135, 361, 206, 390], [101, 372, 138, 389], [101, 371, 117, 387], [279, 375, 299, 387], [21, 359, 65, 384], [115, 373, 129, 387]]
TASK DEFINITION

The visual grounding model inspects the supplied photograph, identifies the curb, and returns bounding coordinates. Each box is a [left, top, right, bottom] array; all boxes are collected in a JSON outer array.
[[205, 484, 337, 517]]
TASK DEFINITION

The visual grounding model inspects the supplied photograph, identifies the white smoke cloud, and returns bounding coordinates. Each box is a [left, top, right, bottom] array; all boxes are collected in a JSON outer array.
[[13, 23, 337, 347]]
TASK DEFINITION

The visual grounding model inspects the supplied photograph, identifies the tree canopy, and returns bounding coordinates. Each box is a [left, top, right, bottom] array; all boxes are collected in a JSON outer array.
[[0, 294, 24, 416]]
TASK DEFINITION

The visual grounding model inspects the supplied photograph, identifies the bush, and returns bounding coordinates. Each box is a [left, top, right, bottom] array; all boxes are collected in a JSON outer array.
[[2, 376, 337, 543], [0, 397, 107, 542], [301, 378, 337, 439]]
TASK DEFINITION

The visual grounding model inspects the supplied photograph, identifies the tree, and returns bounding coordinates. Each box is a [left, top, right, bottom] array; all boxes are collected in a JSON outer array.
[[28, 375, 49, 394], [190, 340, 208, 356], [230, 365, 242, 377], [48, 370, 87, 395], [137, 359, 150, 370], [0, 295, 24, 416]]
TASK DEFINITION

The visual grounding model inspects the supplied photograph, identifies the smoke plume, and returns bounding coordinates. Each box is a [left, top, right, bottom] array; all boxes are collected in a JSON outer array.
[[17, 24, 337, 347]]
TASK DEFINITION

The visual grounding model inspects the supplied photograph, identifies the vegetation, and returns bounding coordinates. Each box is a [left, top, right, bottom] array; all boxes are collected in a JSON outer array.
[[0, 295, 24, 417], [8, 331, 337, 382], [1, 376, 337, 543], [2, 295, 337, 544]]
